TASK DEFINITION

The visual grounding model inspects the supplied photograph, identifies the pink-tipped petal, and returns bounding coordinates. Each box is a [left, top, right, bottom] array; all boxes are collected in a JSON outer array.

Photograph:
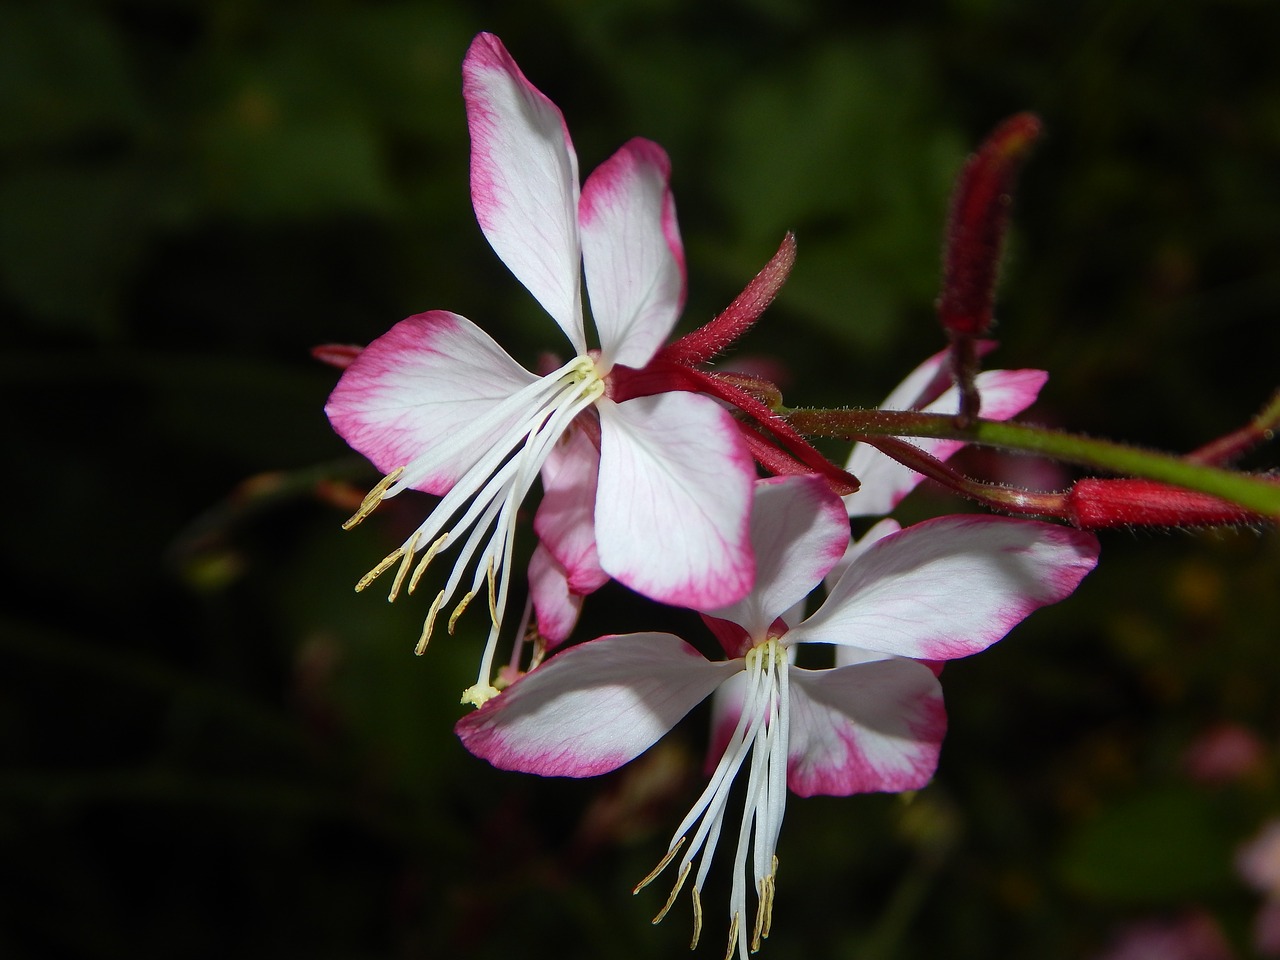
[[533, 426, 608, 593], [463, 33, 585, 351], [788, 515, 1099, 660], [595, 392, 756, 609], [845, 367, 1048, 517], [580, 138, 686, 370], [787, 658, 946, 797], [456, 632, 737, 777], [325, 310, 537, 491], [706, 475, 849, 640], [527, 544, 584, 649]]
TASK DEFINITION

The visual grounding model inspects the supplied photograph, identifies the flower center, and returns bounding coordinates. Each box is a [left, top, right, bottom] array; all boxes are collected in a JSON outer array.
[[341, 354, 607, 708], [635, 636, 790, 960]]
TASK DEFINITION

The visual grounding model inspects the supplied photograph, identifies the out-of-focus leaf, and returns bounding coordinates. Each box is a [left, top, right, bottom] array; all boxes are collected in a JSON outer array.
[[1059, 788, 1236, 903]]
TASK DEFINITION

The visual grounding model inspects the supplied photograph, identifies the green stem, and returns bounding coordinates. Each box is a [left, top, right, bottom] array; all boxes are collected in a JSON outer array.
[[785, 407, 1280, 518]]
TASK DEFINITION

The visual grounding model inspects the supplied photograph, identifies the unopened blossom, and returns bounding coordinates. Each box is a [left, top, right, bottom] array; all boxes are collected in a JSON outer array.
[[325, 33, 758, 706], [457, 474, 1099, 957]]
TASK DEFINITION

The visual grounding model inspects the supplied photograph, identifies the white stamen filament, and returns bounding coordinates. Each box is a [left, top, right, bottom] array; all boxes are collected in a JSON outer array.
[[345, 356, 606, 707], [636, 638, 790, 960]]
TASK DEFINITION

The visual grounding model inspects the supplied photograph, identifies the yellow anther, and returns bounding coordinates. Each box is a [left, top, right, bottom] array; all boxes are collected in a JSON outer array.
[[651, 862, 691, 925], [387, 531, 420, 602], [341, 466, 404, 530], [486, 560, 498, 626], [633, 837, 686, 894], [355, 547, 403, 593], [752, 874, 776, 951], [408, 532, 449, 595], [414, 591, 445, 655], [722, 913, 740, 960], [448, 589, 477, 634], [690, 887, 703, 950]]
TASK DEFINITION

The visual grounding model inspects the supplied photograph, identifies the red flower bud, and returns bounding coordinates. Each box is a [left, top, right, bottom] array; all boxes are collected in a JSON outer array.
[[938, 113, 1042, 338], [1067, 477, 1262, 529]]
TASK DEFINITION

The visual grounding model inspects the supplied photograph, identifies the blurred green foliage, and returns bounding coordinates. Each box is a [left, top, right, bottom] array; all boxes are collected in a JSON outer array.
[[2, 1, 1279, 958]]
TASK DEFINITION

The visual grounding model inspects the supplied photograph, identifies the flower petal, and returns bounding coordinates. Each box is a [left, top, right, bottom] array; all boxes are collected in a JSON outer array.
[[705, 475, 849, 640], [595, 392, 755, 609], [533, 425, 608, 593], [527, 544, 583, 649], [788, 515, 1099, 660], [324, 310, 537, 492], [580, 138, 686, 369], [846, 368, 1047, 517], [787, 659, 946, 797], [463, 33, 585, 351], [456, 632, 737, 777]]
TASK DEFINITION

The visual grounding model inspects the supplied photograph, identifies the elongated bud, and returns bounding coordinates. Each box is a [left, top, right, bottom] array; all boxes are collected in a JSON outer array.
[[312, 343, 364, 369], [1067, 478, 1263, 529], [938, 113, 1042, 338]]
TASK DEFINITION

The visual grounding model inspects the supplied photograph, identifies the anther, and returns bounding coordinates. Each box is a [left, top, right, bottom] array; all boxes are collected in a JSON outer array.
[[408, 532, 449, 595], [486, 560, 498, 626], [633, 837, 687, 894], [355, 548, 403, 593], [414, 591, 445, 655], [448, 589, 477, 634], [387, 531, 421, 602], [651, 862, 691, 925], [690, 887, 703, 950], [341, 466, 404, 530], [722, 913, 740, 960]]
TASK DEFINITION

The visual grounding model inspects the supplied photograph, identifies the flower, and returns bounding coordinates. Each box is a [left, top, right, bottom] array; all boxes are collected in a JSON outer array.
[[325, 33, 759, 707], [844, 344, 1048, 517], [456, 474, 1099, 957]]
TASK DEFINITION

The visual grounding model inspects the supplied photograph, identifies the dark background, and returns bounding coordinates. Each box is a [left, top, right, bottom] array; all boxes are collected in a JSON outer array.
[[3, 1, 1279, 957]]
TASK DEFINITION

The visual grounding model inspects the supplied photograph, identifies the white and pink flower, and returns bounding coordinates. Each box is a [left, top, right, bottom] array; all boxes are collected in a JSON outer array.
[[457, 474, 1099, 957], [325, 34, 759, 706]]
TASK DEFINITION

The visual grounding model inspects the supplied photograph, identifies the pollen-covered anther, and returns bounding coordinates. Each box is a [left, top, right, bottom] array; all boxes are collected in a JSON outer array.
[[448, 588, 477, 634], [722, 913, 740, 960], [341, 465, 405, 530], [651, 862, 691, 924], [634, 837, 687, 894], [752, 871, 776, 950], [354, 547, 404, 593], [414, 590, 446, 655], [690, 887, 703, 949], [386, 530, 421, 601], [408, 532, 449, 595]]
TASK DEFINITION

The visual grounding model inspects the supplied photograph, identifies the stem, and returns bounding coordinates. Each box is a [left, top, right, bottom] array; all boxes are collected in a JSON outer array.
[[785, 407, 1280, 518]]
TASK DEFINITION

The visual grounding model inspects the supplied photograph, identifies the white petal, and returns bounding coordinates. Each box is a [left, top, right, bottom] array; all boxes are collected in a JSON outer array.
[[705, 475, 849, 641], [462, 33, 585, 351], [324, 310, 536, 492], [455, 632, 737, 777], [788, 515, 1099, 660], [533, 425, 608, 593], [580, 138, 686, 369], [787, 659, 945, 797], [845, 367, 1047, 517], [595, 392, 755, 609]]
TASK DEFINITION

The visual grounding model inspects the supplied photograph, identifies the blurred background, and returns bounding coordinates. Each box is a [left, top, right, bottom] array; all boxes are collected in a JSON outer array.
[[3, 0, 1280, 957]]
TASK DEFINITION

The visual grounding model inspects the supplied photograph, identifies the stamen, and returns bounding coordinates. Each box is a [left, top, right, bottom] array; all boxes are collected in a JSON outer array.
[[752, 874, 775, 950], [387, 531, 421, 601], [651, 862, 691, 925], [355, 547, 403, 593], [722, 913, 740, 960], [341, 466, 404, 530], [690, 887, 703, 950], [414, 591, 445, 655], [447, 588, 477, 634], [634, 837, 687, 894], [486, 560, 498, 625], [407, 532, 449, 594]]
